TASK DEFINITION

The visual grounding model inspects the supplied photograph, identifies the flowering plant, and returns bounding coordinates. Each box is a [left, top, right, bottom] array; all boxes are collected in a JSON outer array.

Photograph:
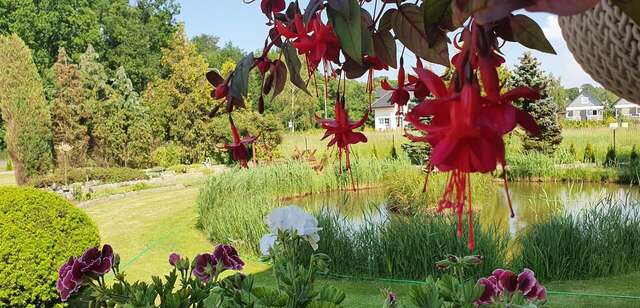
[[260, 205, 346, 307], [476, 268, 547, 307]]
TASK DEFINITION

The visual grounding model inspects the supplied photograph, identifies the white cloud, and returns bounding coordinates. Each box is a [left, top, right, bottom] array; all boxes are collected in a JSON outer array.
[[541, 15, 563, 41]]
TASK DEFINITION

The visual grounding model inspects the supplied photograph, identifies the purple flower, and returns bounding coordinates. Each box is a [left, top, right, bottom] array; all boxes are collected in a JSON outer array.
[[212, 244, 244, 270], [169, 253, 181, 266], [192, 253, 215, 282], [57, 257, 85, 302], [493, 269, 517, 293], [79, 244, 113, 275], [517, 268, 537, 295], [388, 291, 397, 303], [476, 276, 501, 305], [525, 282, 547, 301]]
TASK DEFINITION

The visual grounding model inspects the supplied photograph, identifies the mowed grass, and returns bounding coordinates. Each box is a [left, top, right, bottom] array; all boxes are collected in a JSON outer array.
[[281, 129, 405, 159], [81, 181, 640, 307], [0, 171, 15, 186]]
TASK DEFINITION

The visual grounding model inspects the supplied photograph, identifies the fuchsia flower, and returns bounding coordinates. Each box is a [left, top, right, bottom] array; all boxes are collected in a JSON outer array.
[[276, 13, 340, 72], [381, 57, 411, 113], [260, 0, 285, 18], [316, 97, 368, 176], [405, 22, 541, 250], [224, 116, 257, 168], [57, 257, 85, 302]]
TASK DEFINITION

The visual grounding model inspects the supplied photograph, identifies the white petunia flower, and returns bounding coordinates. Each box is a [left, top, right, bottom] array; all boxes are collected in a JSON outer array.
[[259, 234, 277, 256]]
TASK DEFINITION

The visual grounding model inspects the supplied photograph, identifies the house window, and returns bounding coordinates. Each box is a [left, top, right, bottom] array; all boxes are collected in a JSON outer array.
[[396, 116, 403, 127], [378, 118, 385, 125], [384, 118, 390, 127], [592, 110, 597, 116], [568, 111, 573, 117]]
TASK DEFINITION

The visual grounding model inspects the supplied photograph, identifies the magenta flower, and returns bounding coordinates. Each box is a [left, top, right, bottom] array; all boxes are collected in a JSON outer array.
[[169, 253, 181, 266], [57, 257, 85, 302], [476, 276, 501, 305], [212, 244, 245, 271], [525, 282, 548, 301], [78, 244, 113, 276], [517, 268, 538, 295], [493, 269, 517, 293], [192, 253, 216, 282]]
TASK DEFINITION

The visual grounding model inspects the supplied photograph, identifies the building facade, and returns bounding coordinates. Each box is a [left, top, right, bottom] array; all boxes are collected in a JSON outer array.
[[565, 91, 604, 121], [614, 98, 640, 119], [372, 90, 410, 131]]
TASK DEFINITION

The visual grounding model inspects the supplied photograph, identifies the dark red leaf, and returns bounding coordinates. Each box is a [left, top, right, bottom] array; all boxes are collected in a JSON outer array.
[[206, 71, 224, 87]]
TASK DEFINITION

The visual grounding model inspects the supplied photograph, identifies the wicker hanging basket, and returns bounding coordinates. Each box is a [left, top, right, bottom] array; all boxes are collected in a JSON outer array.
[[559, 0, 640, 102]]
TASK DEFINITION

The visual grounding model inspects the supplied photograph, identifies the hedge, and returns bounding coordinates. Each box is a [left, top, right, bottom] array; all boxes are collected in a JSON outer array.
[[0, 187, 100, 306], [29, 167, 148, 187]]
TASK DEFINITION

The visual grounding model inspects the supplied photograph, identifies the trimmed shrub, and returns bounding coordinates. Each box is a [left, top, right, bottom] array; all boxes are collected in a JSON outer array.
[[29, 167, 147, 187], [0, 187, 100, 306], [583, 143, 596, 163], [604, 147, 616, 167], [151, 143, 185, 168]]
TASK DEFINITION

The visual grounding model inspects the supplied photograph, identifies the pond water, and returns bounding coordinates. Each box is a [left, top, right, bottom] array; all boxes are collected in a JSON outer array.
[[289, 182, 640, 237]]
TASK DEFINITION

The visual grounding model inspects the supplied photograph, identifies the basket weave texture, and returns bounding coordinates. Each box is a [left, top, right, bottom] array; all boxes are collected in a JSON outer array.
[[559, 0, 640, 102]]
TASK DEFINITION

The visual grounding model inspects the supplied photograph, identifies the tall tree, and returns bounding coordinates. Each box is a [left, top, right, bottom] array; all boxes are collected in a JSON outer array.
[[100, 0, 179, 91], [51, 48, 89, 166], [509, 52, 562, 154], [92, 67, 153, 167], [0, 34, 53, 184], [191, 34, 244, 70], [144, 25, 214, 163]]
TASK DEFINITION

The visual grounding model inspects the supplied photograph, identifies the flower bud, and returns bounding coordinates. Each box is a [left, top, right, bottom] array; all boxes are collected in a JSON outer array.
[[169, 253, 181, 266]]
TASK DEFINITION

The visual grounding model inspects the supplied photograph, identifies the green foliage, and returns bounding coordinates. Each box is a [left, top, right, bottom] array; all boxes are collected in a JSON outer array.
[[29, 167, 147, 187], [631, 145, 639, 165], [191, 34, 245, 70], [0, 119, 5, 152], [5, 159, 12, 171], [0, 34, 53, 184], [604, 147, 617, 167], [152, 143, 185, 168], [51, 48, 90, 166], [509, 52, 562, 154], [0, 187, 100, 306], [197, 158, 411, 254], [92, 67, 154, 168], [568, 143, 578, 162], [144, 26, 215, 163], [583, 143, 596, 163], [514, 197, 640, 281], [235, 111, 285, 162]]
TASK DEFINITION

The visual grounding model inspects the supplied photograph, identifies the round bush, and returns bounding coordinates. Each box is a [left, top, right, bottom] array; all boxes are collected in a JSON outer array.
[[0, 187, 100, 306]]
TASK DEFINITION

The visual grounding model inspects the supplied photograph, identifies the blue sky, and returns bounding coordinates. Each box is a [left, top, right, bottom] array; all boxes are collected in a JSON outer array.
[[175, 0, 598, 88]]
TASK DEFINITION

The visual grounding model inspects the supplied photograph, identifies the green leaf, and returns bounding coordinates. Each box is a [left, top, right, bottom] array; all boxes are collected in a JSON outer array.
[[251, 286, 288, 307], [230, 52, 254, 99], [392, 4, 449, 66], [373, 30, 397, 68], [318, 285, 346, 305], [327, 0, 363, 64], [613, 0, 640, 26], [283, 42, 310, 95], [510, 14, 556, 54], [422, 0, 451, 33], [361, 8, 375, 56], [307, 301, 341, 308], [303, 0, 324, 25], [270, 60, 288, 100]]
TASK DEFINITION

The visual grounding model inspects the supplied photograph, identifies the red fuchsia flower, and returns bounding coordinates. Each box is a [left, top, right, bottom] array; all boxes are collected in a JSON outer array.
[[57, 257, 85, 302], [381, 57, 411, 113], [276, 13, 340, 73], [169, 253, 181, 266], [407, 58, 430, 101], [316, 97, 368, 188], [225, 116, 257, 168], [78, 244, 113, 276], [255, 56, 273, 75], [206, 70, 229, 100], [260, 0, 285, 19], [476, 276, 501, 305]]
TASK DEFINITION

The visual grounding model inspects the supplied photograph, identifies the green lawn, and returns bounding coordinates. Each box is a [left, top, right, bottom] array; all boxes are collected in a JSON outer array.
[[0, 171, 15, 186], [81, 182, 640, 307]]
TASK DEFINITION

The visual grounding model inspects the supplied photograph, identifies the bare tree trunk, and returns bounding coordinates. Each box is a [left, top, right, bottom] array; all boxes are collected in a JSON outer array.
[[7, 148, 26, 185]]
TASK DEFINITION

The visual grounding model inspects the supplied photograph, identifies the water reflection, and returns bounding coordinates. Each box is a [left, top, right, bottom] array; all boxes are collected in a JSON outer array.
[[289, 183, 640, 238]]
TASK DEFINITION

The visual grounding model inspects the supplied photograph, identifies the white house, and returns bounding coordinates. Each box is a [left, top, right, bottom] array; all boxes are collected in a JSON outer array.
[[565, 91, 604, 121], [372, 89, 411, 131], [614, 98, 640, 119]]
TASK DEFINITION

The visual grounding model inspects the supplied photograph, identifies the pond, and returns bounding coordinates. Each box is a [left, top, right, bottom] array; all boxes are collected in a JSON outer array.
[[289, 182, 640, 237]]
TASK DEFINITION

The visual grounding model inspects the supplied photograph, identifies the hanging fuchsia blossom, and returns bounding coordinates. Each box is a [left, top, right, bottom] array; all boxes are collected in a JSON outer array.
[[381, 57, 411, 113], [225, 116, 257, 168]]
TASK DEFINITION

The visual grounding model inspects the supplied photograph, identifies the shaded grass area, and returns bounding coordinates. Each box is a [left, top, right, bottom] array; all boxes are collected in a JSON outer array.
[[83, 180, 640, 307]]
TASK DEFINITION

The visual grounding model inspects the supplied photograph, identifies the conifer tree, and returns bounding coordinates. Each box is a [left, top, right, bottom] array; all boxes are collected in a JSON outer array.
[[0, 34, 53, 184], [92, 67, 153, 167], [51, 48, 89, 166], [144, 25, 215, 163], [509, 52, 562, 154]]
